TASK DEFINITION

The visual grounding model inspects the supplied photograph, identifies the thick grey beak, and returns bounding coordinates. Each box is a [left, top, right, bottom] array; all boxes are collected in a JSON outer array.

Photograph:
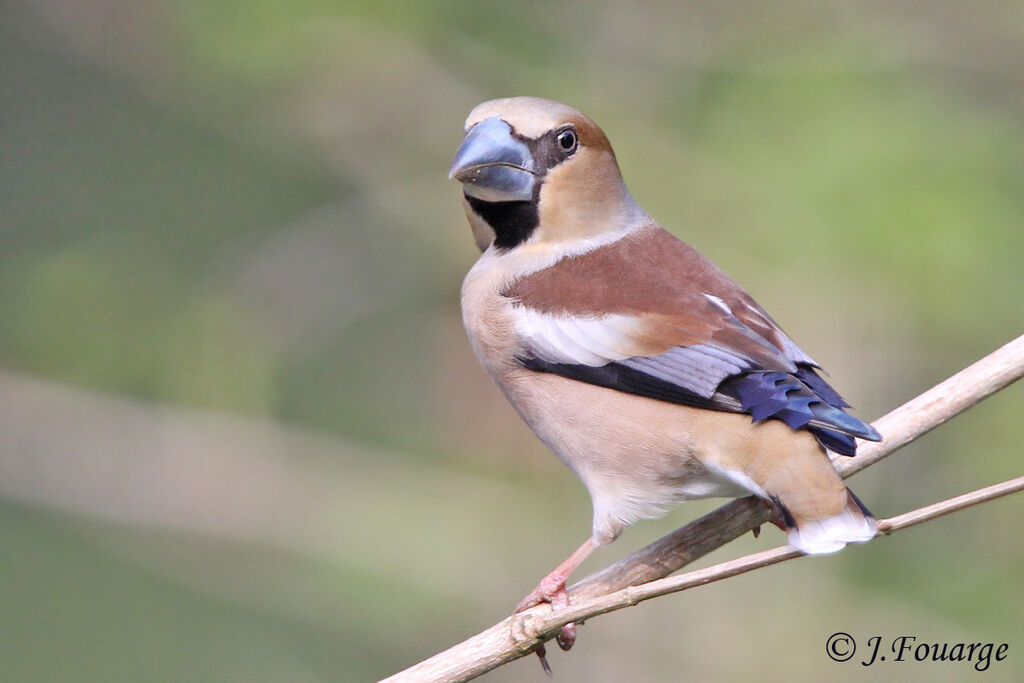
[[449, 117, 536, 203]]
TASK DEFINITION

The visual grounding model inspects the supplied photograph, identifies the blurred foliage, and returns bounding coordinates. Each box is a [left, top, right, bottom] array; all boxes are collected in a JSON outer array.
[[1, 0, 1022, 681]]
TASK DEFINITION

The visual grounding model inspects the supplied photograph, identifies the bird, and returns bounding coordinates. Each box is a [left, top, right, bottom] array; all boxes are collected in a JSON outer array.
[[448, 96, 881, 665]]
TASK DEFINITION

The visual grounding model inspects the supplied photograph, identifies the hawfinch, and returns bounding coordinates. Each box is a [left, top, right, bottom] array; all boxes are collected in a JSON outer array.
[[449, 97, 881, 657]]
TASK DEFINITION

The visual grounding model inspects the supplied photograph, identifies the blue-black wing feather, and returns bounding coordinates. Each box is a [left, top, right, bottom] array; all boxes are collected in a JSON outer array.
[[517, 355, 879, 456]]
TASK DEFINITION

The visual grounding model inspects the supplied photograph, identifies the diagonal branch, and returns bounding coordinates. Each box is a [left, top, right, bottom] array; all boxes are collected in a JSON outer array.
[[533, 475, 1024, 630], [382, 334, 1024, 683]]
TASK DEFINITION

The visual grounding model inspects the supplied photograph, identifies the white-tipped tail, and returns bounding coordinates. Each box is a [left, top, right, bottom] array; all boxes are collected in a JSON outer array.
[[787, 489, 877, 555]]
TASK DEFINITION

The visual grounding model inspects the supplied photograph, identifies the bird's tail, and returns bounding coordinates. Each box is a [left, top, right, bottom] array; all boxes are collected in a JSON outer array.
[[777, 488, 877, 555]]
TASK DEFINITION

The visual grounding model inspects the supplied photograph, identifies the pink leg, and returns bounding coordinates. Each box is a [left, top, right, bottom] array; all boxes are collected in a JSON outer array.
[[515, 538, 598, 672], [515, 538, 598, 612]]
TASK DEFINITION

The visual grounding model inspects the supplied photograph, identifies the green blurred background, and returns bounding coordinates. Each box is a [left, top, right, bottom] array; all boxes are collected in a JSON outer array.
[[2, 1, 1022, 681]]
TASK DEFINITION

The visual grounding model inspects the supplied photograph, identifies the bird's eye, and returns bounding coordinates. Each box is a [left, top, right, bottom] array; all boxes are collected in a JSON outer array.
[[556, 128, 578, 154]]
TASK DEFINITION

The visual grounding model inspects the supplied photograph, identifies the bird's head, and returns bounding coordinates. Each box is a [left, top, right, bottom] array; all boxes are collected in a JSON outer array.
[[449, 97, 641, 251]]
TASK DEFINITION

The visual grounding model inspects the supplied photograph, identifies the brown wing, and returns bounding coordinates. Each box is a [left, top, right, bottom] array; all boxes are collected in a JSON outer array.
[[503, 224, 814, 385]]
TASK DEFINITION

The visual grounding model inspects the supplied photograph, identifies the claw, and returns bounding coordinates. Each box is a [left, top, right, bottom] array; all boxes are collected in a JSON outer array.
[[535, 643, 553, 676]]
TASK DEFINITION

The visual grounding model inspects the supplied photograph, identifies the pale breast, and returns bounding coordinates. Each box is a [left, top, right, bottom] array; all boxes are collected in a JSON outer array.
[[460, 251, 520, 380]]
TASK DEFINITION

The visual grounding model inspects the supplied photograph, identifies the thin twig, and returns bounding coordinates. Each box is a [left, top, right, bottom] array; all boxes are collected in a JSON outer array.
[[382, 334, 1024, 682], [875, 475, 1024, 534], [532, 475, 1024, 631]]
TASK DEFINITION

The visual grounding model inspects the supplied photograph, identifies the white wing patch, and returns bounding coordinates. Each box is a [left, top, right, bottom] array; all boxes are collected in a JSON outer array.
[[511, 300, 812, 401], [513, 308, 641, 366], [512, 308, 760, 399]]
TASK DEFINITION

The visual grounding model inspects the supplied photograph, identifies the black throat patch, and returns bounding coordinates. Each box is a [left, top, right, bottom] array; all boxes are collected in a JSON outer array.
[[465, 194, 539, 249]]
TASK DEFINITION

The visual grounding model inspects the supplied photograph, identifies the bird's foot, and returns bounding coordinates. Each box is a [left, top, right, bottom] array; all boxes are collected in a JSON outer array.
[[514, 539, 598, 673], [515, 575, 579, 674], [516, 575, 579, 649], [514, 572, 568, 613]]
